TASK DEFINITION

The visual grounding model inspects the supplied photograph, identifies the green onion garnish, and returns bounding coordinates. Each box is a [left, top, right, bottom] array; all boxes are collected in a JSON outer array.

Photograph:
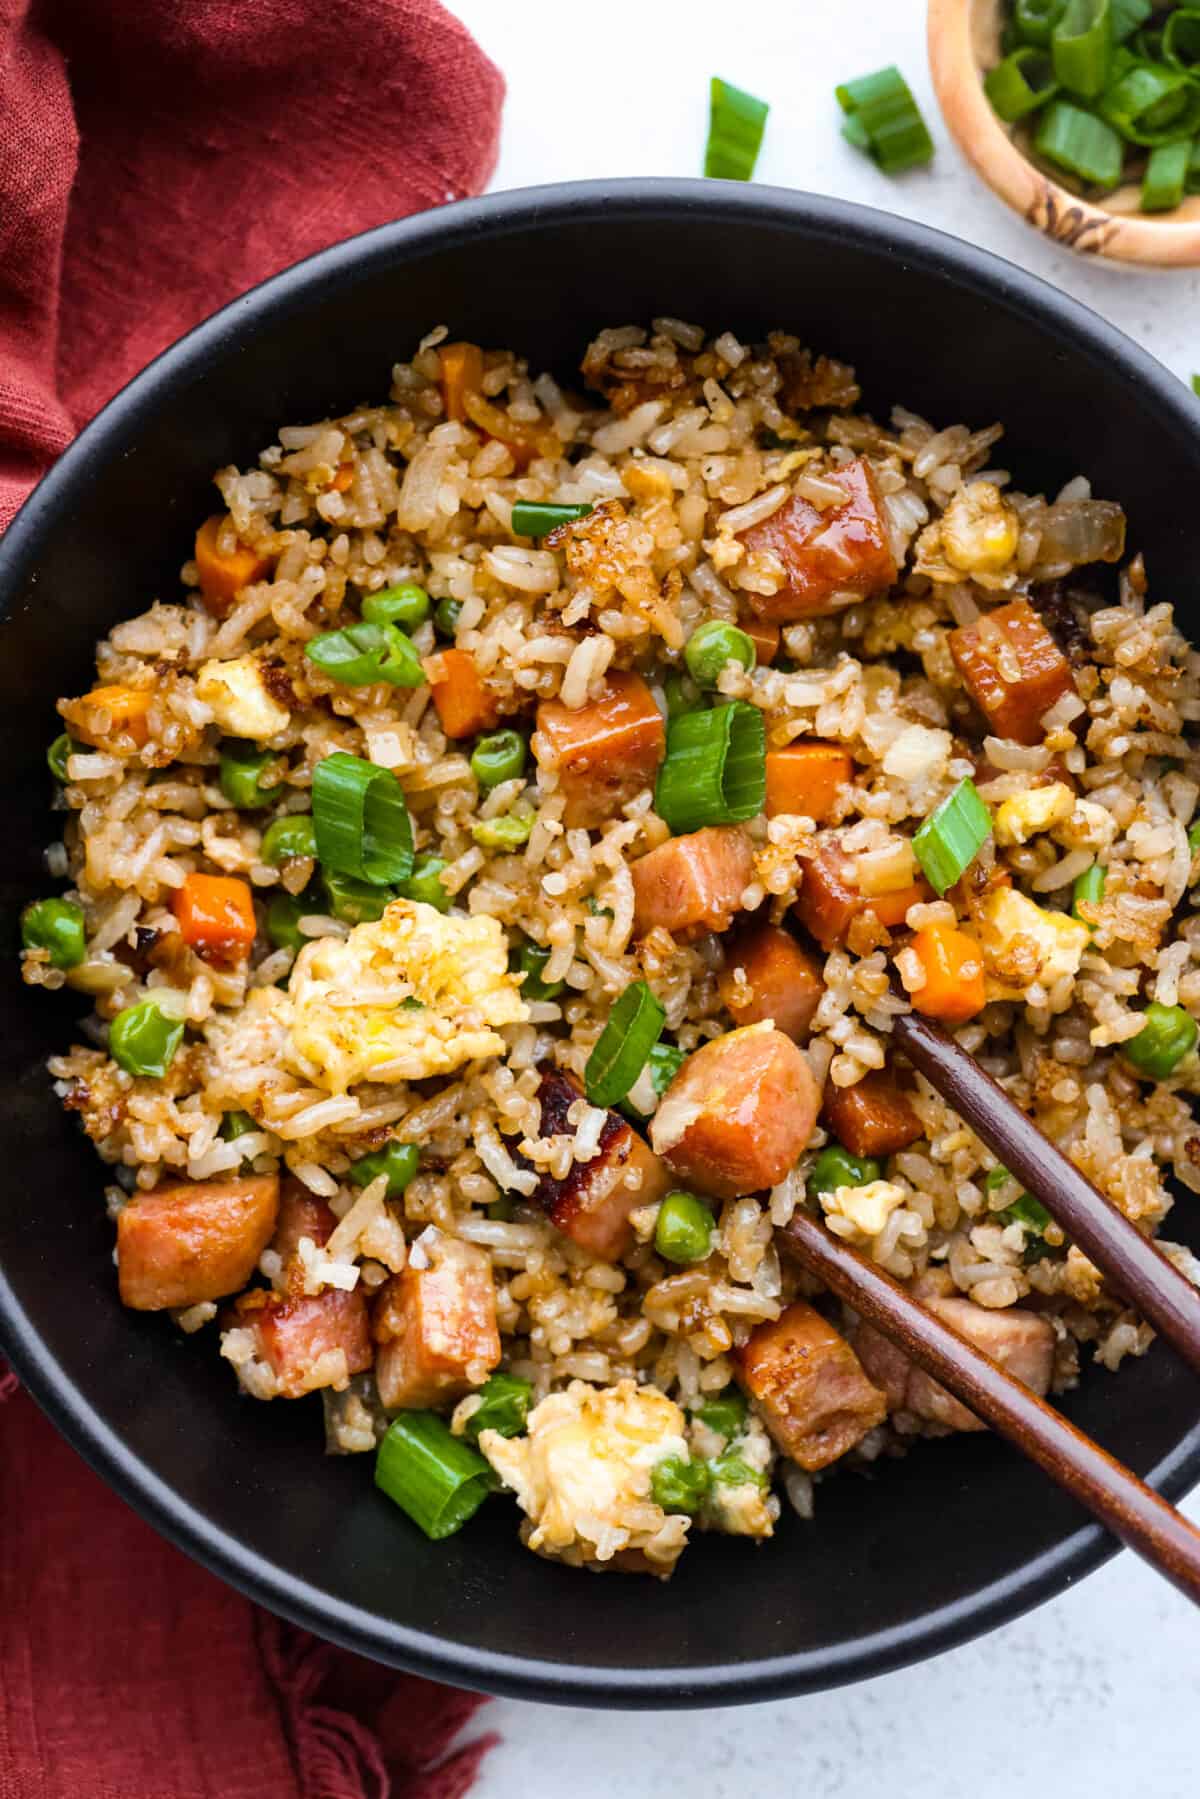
[[401, 852, 452, 913], [1189, 816, 1200, 851], [651, 1453, 712, 1515], [464, 1373, 533, 1442], [985, 47, 1059, 120], [219, 740, 283, 809], [1143, 137, 1194, 212], [1015, 0, 1068, 46], [1100, 63, 1200, 147], [912, 777, 992, 896], [312, 751, 414, 887], [836, 66, 935, 173], [321, 868, 396, 923], [654, 698, 766, 832], [1071, 860, 1106, 927], [619, 1039, 685, 1123], [1163, 8, 1200, 71], [1035, 98, 1124, 183], [374, 1412, 495, 1541], [1109, 0, 1152, 44], [266, 892, 307, 952], [584, 978, 666, 1107], [1122, 1002, 1200, 1080], [305, 620, 426, 689], [47, 733, 78, 783], [361, 583, 431, 631], [705, 77, 769, 180], [109, 1001, 185, 1079], [998, 1192, 1053, 1233], [1193, 374, 1200, 398], [1052, 0, 1112, 100], [511, 938, 565, 1002], [510, 501, 593, 538], [984, 1165, 1012, 1193], [260, 814, 316, 864], [348, 1139, 419, 1196]]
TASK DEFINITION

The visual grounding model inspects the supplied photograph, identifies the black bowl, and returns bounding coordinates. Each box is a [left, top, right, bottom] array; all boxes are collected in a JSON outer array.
[[2, 180, 1199, 1707]]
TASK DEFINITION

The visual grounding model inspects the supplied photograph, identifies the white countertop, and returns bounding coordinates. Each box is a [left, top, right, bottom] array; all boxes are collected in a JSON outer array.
[[447, 2, 1198, 1787]]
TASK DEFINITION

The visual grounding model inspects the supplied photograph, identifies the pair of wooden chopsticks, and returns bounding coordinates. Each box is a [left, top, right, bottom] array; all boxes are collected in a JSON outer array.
[[781, 1009, 1200, 1604]]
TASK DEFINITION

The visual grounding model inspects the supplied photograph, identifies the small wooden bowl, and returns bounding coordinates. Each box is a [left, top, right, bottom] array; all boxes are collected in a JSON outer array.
[[928, 0, 1200, 266]]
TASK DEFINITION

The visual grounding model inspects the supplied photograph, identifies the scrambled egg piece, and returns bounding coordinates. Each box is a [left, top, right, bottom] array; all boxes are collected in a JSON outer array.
[[993, 782, 1075, 848], [479, 1378, 692, 1576], [288, 899, 527, 1091], [1052, 796, 1117, 854], [196, 655, 290, 740], [976, 886, 1089, 1001], [819, 1178, 906, 1244]]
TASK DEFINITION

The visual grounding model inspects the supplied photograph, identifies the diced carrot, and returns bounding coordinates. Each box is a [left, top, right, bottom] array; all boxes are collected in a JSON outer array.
[[631, 825, 756, 940], [794, 839, 930, 950], [534, 671, 665, 830], [823, 1069, 923, 1159], [948, 600, 1076, 746], [765, 741, 853, 822], [424, 648, 500, 739], [740, 615, 781, 666], [738, 458, 897, 622], [327, 461, 355, 494], [70, 684, 154, 749], [718, 923, 825, 1042], [172, 872, 257, 962], [194, 515, 273, 618], [438, 341, 485, 424], [908, 922, 986, 1024]]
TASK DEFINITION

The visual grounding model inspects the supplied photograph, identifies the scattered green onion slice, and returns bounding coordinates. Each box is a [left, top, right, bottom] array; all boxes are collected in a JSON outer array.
[[651, 1453, 712, 1515], [266, 892, 308, 952], [1163, 8, 1200, 72], [985, 47, 1059, 119], [401, 853, 451, 913], [1143, 137, 1194, 212], [1035, 98, 1124, 183], [470, 729, 526, 789], [1123, 1001, 1200, 1079], [361, 583, 431, 631], [219, 740, 284, 809], [1189, 817, 1200, 853], [585, 979, 666, 1107], [985, 1165, 1013, 1193], [1052, 0, 1112, 100], [349, 1139, 420, 1196], [693, 1388, 749, 1440], [47, 733, 78, 782], [654, 699, 766, 832], [998, 1192, 1053, 1233], [684, 619, 756, 688], [21, 897, 86, 969], [510, 501, 593, 538], [1071, 860, 1106, 928], [1193, 373, 1200, 397], [312, 752, 414, 887], [511, 939, 565, 1002], [260, 814, 316, 864], [1100, 64, 1200, 147], [1109, 0, 1152, 44], [912, 777, 992, 896], [654, 1191, 716, 1266], [374, 1412, 495, 1541], [836, 65, 935, 173], [434, 597, 463, 639], [464, 1373, 533, 1442], [321, 868, 395, 924], [109, 1001, 185, 1079], [305, 620, 426, 689], [619, 1039, 686, 1123], [810, 1144, 882, 1196], [705, 77, 769, 180], [220, 1109, 258, 1143], [663, 670, 704, 719], [1135, 23, 1167, 61], [1015, 0, 1068, 47]]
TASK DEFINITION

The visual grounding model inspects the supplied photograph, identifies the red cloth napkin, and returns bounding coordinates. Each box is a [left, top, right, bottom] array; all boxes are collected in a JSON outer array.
[[0, 2, 504, 1792]]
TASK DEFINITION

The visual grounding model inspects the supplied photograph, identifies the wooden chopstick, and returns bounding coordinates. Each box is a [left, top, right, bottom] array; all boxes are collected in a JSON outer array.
[[891, 1009, 1200, 1378], [781, 1211, 1200, 1605]]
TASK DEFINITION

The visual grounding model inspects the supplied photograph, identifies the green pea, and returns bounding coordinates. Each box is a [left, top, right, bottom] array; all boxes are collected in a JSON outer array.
[[709, 1449, 767, 1491], [48, 733, 80, 783], [434, 597, 463, 639], [693, 1389, 749, 1441], [362, 583, 431, 631], [650, 1453, 712, 1515], [219, 740, 284, 809], [472, 810, 534, 850], [470, 729, 527, 790], [322, 869, 395, 924], [463, 1373, 532, 1442], [654, 1191, 716, 1266], [1189, 820, 1200, 856], [1123, 1002, 1199, 1081], [21, 897, 87, 970], [109, 1001, 185, 1078], [400, 853, 452, 913], [220, 1110, 258, 1141], [662, 670, 704, 719], [684, 619, 756, 689], [348, 1139, 420, 1197], [260, 814, 317, 864], [511, 939, 565, 1002], [810, 1145, 882, 1197]]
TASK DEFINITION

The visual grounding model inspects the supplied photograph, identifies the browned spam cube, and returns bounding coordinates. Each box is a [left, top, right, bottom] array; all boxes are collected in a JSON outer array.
[[372, 1238, 501, 1410], [535, 671, 665, 830], [948, 600, 1077, 746], [230, 1288, 373, 1399], [738, 459, 897, 622], [737, 1300, 888, 1470], [117, 1175, 279, 1311], [631, 825, 756, 940], [717, 923, 825, 1042], [532, 1069, 672, 1260], [822, 1070, 923, 1159], [855, 1297, 1055, 1432]]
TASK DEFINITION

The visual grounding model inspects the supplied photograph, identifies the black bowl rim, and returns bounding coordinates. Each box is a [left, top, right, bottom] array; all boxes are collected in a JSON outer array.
[[3, 177, 1200, 1708]]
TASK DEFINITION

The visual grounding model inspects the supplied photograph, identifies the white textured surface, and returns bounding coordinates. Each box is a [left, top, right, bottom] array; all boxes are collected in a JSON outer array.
[[446, 1, 1198, 1784]]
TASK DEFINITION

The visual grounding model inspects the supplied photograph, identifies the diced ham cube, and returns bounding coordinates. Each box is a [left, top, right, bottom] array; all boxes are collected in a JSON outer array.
[[738, 458, 897, 622], [229, 1287, 373, 1399], [717, 923, 825, 1042], [270, 1178, 337, 1266], [117, 1174, 279, 1311], [736, 1301, 887, 1470], [740, 615, 780, 666], [532, 1069, 672, 1260], [650, 1024, 821, 1201], [372, 1238, 501, 1410], [794, 838, 930, 950], [823, 1069, 923, 1159], [534, 671, 666, 831], [948, 599, 1077, 746], [855, 1298, 1055, 1432], [631, 825, 755, 940]]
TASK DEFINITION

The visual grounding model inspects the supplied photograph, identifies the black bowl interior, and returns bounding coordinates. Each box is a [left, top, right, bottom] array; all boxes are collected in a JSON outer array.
[[2, 181, 1199, 1706]]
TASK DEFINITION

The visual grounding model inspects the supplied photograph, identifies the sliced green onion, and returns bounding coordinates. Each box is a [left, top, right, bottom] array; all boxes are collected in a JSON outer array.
[[810, 1144, 882, 1196], [109, 1001, 185, 1079], [1071, 860, 1106, 927], [912, 778, 992, 896], [464, 1373, 533, 1442], [1135, 23, 1167, 61], [654, 699, 765, 832], [510, 501, 593, 538], [266, 892, 308, 952], [471, 804, 534, 851], [705, 77, 769, 180], [312, 752, 414, 886], [1016, 0, 1068, 46], [1052, 0, 1112, 100], [220, 1109, 258, 1143], [305, 620, 425, 689], [619, 1039, 686, 1123], [684, 619, 756, 688], [693, 1388, 749, 1440], [998, 1192, 1053, 1233], [836, 66, 935, 173], [654, 1191, 716, 1265], [984, 1165, 1013, 1193], [1036, 98, 1124, 182], [1109, 0, 1152, 44], [1100, 64, 1200, 146], [985, 47, 1059, 120], [400, 853, 451, 913], [434, 597, 463, 639], [349, 1138, 419, 1196], [321, 868, 395, 924], [1123, 1001, 1199, 1079], [486, 1194, 515, 1222], [219, 740, 284, 809], [663, 670, 704, 720], [511, 939, 565, 1002], [374, 1412, 495, 1541], [1193, 373, 1200, 397], [651, 1453, 712, 1515], [362, 583, 430, 631], [21, 897, 86, 969], [260, 814, 316, 864], [1189, 817, 1200, 853], [584, 978, 665, 1107], [1164, 8, 1200, 72], [47, 733, 79, 782], [470, 729, 526, 789], [1143, 137, 1193, 211]]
